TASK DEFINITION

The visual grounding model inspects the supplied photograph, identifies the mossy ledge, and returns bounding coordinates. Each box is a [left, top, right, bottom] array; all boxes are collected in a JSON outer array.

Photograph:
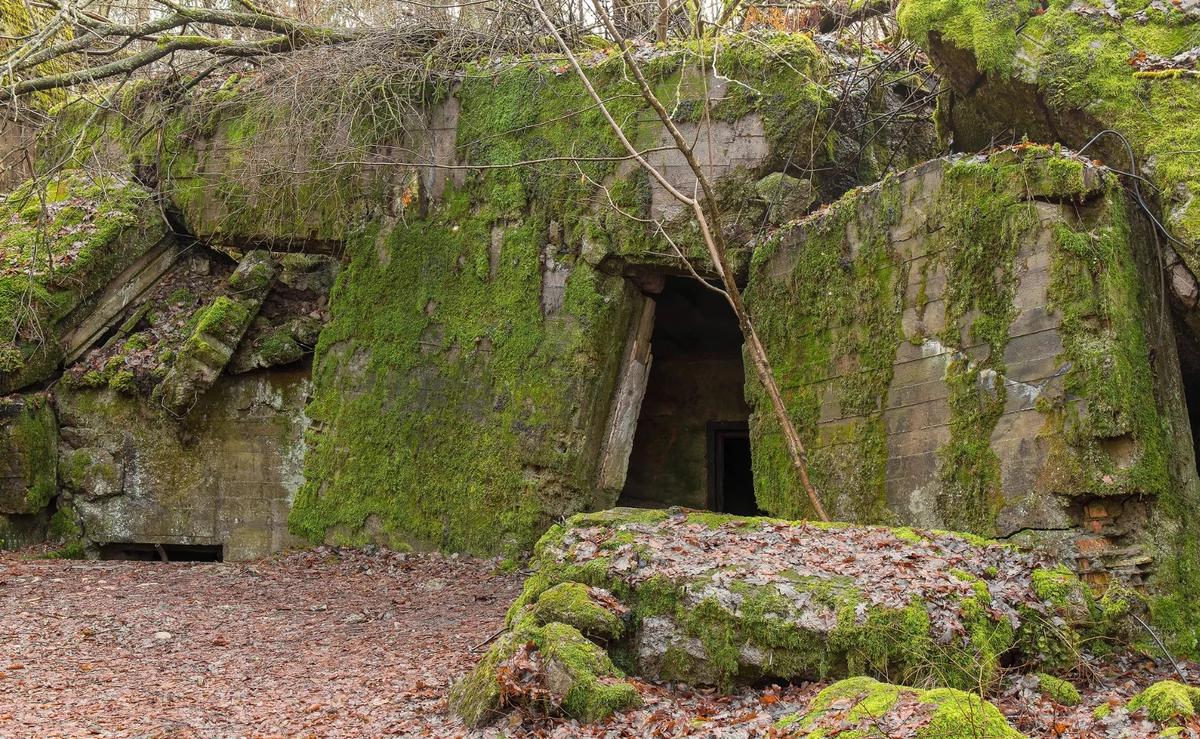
[[0, 171, 167, 395]]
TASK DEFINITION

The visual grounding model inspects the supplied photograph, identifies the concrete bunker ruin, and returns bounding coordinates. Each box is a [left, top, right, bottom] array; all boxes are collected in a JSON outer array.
[[3, 42, 1200, 649]]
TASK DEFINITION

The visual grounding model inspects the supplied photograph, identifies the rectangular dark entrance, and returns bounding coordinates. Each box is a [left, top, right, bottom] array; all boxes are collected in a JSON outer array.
[[708, 421, 761, 515], [99, 543, 224, 562]]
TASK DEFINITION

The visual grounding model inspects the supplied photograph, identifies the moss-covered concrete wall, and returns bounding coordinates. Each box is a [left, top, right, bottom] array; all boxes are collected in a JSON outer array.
[[745, 146, 1200, 648], [0, 394, 57, 545], [281, 37, 938, 554], [897, 0, 1200, 288]]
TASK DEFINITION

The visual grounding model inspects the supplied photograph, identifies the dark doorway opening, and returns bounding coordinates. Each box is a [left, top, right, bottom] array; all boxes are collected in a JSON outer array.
[[99, 543, 224, 562], [1174, 319, 1200, 467], [618, 275, 754, 510], [708, 421, 761, 515], [1183, 371, 1200, 466]]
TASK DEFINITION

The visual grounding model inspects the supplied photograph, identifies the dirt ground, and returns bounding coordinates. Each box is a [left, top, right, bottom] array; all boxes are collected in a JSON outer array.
[[0, 547, 521, 738], [0, 548, 1194, 738]]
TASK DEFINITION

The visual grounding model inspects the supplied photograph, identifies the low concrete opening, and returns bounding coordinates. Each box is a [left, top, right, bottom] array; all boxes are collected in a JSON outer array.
[[99, 543, 224, 562], [618, 276, 753, 510]]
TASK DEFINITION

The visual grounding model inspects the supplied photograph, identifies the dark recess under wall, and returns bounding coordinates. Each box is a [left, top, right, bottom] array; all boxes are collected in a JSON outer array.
[[619, 276, 757, 513], [100, 543, 224, 562]]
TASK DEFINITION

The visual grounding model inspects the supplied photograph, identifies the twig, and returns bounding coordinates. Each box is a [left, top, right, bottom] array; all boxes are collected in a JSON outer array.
[[470, 626, 509, 653]]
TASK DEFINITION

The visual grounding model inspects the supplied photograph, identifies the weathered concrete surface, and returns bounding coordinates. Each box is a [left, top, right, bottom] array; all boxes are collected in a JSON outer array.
[[745, 148, 1198, 603], [54, 370, 311, 561]]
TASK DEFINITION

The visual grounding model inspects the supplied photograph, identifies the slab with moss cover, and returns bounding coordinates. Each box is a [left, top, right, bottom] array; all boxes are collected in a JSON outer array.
[[0, 172, 166, 394], [775, 676, 1024, 738], [488, 508, 1095, 701], [154, 250, 277, 416]]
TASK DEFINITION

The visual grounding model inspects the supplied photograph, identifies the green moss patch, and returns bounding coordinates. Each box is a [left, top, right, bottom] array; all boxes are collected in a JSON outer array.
[[1035, 674, 1082, 706], [1127, 680, 1200, 722], [528, 582, 628, 642], [778, 676, 1025, 738]]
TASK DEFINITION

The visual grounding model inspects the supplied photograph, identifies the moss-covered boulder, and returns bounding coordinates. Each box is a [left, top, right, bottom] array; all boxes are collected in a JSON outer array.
[[1127, 680, 1200, 722], [775, 676, 1025, 738], [154, 250, 277, 415], [448, 616, 640, 727], [0, 172, 166, 394], [1035, 673, 1081, 707], [498, 508, 1094, 695]]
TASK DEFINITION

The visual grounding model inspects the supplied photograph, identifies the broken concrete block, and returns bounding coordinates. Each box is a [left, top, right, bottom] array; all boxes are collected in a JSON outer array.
[[155, 251, 278, 415], [228, 317, 321, 374], [496, 508, 1094, 697]]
